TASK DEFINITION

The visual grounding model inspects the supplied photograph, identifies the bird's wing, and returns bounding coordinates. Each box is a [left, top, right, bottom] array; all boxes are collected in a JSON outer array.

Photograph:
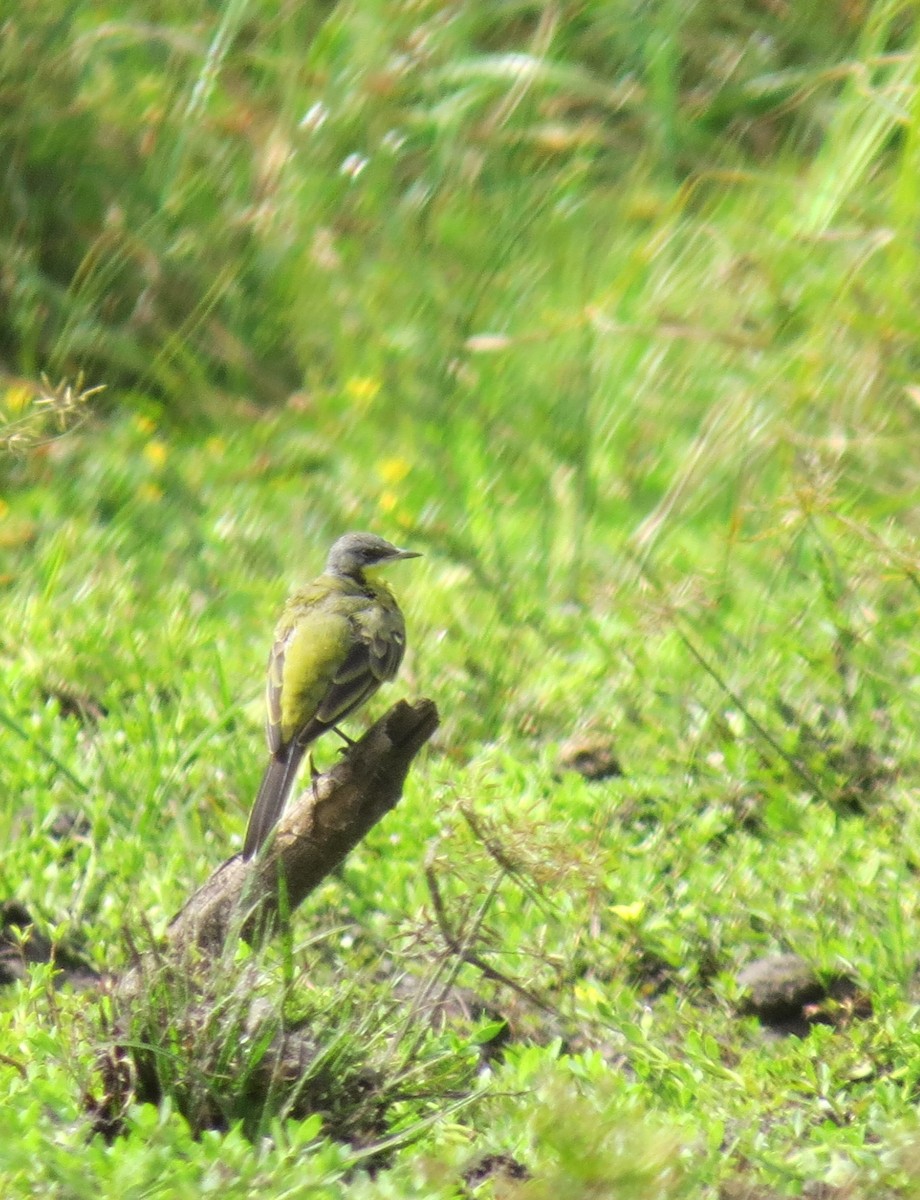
[[265, 603, 354, 752], [265, 635, 287, 754], [312, 600, 406, 729]]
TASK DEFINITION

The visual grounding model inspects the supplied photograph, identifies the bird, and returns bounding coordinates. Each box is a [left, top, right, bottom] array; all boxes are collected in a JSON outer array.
[[242, 532, 421, 860]]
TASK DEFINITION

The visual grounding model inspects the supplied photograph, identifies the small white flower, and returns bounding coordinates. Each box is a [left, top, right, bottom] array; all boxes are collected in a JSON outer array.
[[381, 129, 406, 153], [299, 101, 329, 132], [340, 152, 369, 180]]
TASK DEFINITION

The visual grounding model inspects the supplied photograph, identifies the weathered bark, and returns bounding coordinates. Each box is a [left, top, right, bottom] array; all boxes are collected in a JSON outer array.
[[164, 698, 437, 959], [90, 699, 438, 1137]]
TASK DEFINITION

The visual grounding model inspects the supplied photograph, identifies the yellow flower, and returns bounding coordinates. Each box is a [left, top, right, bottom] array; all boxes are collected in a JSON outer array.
[[138, 481, 163, 503], [143, 439, 168, 468], [377, 456, 410, 485], [3, 385, 32, 414], [574, 979, 606, 1006], [610, 900, 644, 923], [344, 376, 381, 407]]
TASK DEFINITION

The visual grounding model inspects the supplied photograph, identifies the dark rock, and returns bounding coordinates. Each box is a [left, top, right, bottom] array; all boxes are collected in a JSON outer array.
[[737, 954, 869, 1036], [557, 733, 623, 781], [49, 810, 92, 842], [463, 1152, 531, 1191], [737, 954, 824, 1022], [44, 683, 108, 724]]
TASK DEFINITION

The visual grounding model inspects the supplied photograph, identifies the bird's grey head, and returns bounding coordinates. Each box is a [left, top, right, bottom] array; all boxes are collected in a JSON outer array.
[[325, 532, 421, 578]]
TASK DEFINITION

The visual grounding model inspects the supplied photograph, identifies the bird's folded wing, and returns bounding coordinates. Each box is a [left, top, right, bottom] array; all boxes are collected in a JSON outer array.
[[266, 592, 408, 750], [266, 607, 354, 752], [265, 636, 287, 754], [312, 621, 405, 728]]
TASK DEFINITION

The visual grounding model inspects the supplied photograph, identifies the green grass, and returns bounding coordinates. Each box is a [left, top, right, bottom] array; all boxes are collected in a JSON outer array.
[[1, 0, 919, 1196]]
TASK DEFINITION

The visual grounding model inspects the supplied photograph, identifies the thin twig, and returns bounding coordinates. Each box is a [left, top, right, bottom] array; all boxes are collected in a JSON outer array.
[[425, 862, 554, 1013]]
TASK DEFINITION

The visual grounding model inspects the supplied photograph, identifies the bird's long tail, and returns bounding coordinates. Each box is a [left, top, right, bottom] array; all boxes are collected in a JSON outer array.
[[242, 741, 306, 860]]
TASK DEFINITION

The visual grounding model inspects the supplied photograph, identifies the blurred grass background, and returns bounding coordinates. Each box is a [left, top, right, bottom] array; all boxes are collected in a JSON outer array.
[[1, 1, 919, 1196]]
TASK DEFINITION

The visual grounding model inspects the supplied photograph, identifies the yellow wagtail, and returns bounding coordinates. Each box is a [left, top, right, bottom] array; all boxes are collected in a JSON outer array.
[[242, 532, 421, 859]]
